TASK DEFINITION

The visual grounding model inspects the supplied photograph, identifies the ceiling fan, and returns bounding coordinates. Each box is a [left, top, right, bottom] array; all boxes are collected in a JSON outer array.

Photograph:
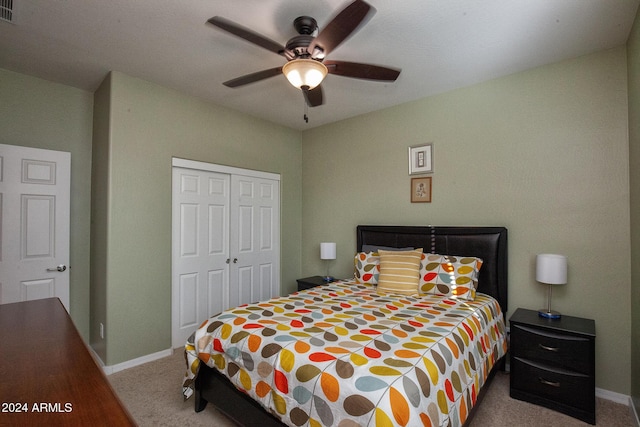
[[207, 0, 401, 108]]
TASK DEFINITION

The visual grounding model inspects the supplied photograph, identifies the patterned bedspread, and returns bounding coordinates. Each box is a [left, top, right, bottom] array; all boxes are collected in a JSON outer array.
[[183, 280, 507, 427]]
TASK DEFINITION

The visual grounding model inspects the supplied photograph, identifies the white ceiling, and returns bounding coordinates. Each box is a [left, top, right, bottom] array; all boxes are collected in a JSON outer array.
[[0, 0, 638, 130]]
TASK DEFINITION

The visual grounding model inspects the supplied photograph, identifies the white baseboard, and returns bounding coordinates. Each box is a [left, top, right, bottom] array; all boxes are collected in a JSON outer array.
[[631, 397, 640, 427], [100, 348, 173, 375], [596, 387, 630, 405]]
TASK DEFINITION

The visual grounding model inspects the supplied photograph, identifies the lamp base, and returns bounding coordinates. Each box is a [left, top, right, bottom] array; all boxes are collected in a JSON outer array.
[[538, 309, 561, 319]]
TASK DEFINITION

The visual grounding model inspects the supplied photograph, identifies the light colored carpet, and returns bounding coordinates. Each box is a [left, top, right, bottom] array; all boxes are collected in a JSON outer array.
[[108, 350, 634, 427]]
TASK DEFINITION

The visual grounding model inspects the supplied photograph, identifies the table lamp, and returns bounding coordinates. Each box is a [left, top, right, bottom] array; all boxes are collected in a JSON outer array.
[[320, 242, 336, 282], [536, 253, 567, 319]]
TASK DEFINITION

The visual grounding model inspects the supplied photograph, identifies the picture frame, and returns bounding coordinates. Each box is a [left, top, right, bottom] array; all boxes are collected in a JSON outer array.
[[411, 177, 432, 203], [408, 143, 433, 175]]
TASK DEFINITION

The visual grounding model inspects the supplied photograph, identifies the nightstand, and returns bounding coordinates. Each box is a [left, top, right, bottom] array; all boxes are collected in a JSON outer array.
[[509, 308, 596, 424], [296, 276, 331, 291]]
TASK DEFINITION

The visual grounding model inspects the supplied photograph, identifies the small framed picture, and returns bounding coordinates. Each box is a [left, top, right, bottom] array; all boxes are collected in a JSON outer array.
[[408, 143, 433, 175], [411, 177, 432, 203]]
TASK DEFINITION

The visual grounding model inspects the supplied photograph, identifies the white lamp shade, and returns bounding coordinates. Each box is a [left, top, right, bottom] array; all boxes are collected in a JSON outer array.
[[536, 254, 567, 285], [320, 242, 337, 260], [282, 59, 328, 90]]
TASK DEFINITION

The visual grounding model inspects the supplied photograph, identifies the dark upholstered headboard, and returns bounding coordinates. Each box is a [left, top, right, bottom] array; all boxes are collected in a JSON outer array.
[[357, 225, 508, 316]]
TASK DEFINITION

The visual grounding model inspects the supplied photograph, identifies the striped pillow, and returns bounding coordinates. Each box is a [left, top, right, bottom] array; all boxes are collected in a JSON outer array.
[[377, 249, 423, 295]]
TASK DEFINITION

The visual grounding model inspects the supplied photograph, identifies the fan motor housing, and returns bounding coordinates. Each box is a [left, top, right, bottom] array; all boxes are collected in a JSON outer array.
[[285, 16, 318, 60], [285, 35, 313, 59]]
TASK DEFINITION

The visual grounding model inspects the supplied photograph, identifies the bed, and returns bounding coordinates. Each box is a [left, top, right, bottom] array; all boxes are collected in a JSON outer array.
[[183, 225, 508, 426]]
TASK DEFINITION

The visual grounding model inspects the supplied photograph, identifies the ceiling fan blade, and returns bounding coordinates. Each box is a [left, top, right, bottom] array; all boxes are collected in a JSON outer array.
[[207, 16, 285, 56], [324, 60, 400, 81], [223, 67, 283, 88], [302, 85, 324, 107], [308, 0, 375, 59]]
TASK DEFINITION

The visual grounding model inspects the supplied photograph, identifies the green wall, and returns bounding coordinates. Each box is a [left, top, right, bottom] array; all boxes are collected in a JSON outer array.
[[0, 68, 93, 340], [92, 71, 302, 365], [302, 48, 631, 395], [627, 5, 640, 415]]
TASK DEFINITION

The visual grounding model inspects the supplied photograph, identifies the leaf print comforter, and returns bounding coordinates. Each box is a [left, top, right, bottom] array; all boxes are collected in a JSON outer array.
[[183, 280, 507, 427]]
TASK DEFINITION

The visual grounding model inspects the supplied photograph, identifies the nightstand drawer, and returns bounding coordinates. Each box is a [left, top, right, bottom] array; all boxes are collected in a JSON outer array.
[[511, 357, 594, 412], [511, 323, 592, 374]]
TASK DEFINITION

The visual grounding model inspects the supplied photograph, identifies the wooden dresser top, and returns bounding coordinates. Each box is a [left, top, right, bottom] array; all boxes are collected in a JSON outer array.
[[0, 298, 136, 426]]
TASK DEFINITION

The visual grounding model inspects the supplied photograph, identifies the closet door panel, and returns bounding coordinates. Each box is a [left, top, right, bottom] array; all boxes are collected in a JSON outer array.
[[172, 168, 230, 348], [208, 270, 225, 319], [238, 205, 254, 252], [230, 175, 280, 306], [259, 263, 274, 302]]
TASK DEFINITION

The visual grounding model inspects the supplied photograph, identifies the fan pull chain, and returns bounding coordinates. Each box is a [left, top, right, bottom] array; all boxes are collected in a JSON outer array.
[[304, 100, 309, 123]]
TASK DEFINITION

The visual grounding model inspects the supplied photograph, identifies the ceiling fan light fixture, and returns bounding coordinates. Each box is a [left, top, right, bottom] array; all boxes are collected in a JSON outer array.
[[282, 59, 328, 90]]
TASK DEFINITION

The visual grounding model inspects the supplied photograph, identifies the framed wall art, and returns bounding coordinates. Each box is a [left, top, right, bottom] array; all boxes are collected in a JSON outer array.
[[411, 177, 432, 203], [408, 143, 433, 175]]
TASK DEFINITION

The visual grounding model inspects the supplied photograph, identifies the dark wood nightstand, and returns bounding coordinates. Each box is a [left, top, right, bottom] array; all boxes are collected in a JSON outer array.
[[509, 308, 596, 424], [296, 276, 332, 291]]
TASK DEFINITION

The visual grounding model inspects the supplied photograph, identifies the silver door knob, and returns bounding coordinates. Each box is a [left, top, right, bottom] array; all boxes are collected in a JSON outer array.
[[47, 264, 67, 272]]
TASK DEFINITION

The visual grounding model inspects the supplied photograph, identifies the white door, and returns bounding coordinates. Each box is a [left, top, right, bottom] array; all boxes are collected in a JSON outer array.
[[172, 167, 230, 348], [0, 144, 71, 310], [229, 175, 280, 307], [171, 159, 281, 349]]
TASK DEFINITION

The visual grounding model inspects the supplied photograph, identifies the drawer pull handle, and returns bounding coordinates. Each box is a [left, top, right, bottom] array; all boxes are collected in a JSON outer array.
[[539, 377, 560, 387], [538, 344, 559, 352]]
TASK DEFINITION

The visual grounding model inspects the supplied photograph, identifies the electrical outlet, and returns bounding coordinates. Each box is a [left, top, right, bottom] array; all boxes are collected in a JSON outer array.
[[100, 323, 104, 339]]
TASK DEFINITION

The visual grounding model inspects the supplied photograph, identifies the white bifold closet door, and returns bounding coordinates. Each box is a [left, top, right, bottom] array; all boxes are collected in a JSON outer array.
[[172, 161, 280, 348]]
